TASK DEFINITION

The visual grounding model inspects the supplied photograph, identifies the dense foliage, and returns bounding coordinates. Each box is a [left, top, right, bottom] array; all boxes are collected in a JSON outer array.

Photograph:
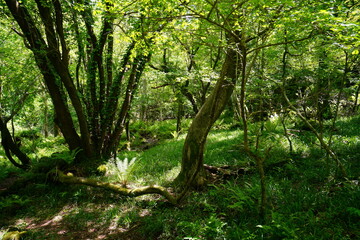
[[0, 0, 359, 239]]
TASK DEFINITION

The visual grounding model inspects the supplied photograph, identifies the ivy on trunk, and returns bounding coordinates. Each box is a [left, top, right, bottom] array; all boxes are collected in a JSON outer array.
[[4, 0, 154, 162]]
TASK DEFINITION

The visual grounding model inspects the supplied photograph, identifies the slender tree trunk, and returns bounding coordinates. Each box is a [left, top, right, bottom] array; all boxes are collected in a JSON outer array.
[[282, 86, 347, 177], [239, 48, 260, 151], [240, 48, 249, 151], [103, 54, 150, 157], [53, 111, 59, 137], [328, 51, 348, 152], [43, 94, 49, 138], [247, 150, 267, 222], [0, 117, 31, 170], [175, 43, 240, 187], [353, 84, 360, 113], [281, 113, 293, 153], [281, 32, 293, 154], [176, 101, 184, 133]]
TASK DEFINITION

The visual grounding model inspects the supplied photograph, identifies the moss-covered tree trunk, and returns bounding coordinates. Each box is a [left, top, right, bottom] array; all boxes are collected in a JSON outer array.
[[4, 0, 153, 163], [175, 41, 241, 187]]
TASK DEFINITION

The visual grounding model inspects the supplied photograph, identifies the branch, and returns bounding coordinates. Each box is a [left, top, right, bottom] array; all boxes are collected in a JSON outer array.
[[53, 0, 69, 64], [281, 83, 347, 177], [11, 27, 31, 49], [54, 170, 177, 205], [5, 92, 29, 123], [248, 30, 315, 54], [245, 4, 285, 43], [151, 83, 171, 89], [179, 1, 240, 42]]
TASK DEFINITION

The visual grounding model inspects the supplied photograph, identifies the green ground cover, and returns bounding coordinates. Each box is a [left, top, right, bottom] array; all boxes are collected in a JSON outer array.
[[0, 116, 359, 239]]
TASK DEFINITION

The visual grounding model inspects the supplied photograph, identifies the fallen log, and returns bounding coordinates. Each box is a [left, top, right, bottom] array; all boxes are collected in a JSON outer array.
[[51, 170, 177, 205]]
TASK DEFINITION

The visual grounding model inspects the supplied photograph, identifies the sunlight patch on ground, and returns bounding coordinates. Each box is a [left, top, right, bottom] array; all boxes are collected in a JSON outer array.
[[40, 215, 63, 227], [22, 204, 74, 230], [162, 164, 181, 183], [108, 220, 118, 231], [57, 229, 67, 235], [208, 130, 240, 142], [15, 218, 35, 228]]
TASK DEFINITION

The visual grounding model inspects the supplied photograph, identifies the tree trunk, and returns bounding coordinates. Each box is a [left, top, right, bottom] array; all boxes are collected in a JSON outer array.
[[43, 94, 49, 138], [5, 0, 83, 153], [5, 0, 147, 162], [54, 170, 177, 205], [175, 44, 240, 187], [0, 117, 31, 170], [353, 84, 360, 113], [240, 49, 249, 151]]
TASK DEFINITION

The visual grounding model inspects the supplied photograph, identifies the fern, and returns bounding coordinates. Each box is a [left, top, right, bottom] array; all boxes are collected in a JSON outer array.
[[52, 148, 82, 164], [113, 157, 137, 186]]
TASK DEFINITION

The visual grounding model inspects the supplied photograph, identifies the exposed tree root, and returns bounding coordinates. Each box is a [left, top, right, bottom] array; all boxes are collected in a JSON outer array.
[[51, 170, 178, 205], [204, 164, 247, 180], [204, 160, 292, 180]]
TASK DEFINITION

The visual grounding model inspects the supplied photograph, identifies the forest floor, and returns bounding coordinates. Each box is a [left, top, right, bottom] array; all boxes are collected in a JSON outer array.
[[1, 116, 360, 239]]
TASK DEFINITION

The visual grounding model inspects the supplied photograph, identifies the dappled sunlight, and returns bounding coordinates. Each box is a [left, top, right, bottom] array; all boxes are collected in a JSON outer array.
[[1, 0, 359, 237], [40, 215, 63, 227], [1, 113, 360, 239], [3, 200, 156, 239], [161, 165, 181, 184], [203, 130, 244, 166]]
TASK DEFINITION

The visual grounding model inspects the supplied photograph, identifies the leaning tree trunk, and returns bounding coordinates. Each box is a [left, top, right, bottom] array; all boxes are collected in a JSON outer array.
[[0, 116, 31, 170], [175, 42, 241, 188], [5, 0, 88, 155]]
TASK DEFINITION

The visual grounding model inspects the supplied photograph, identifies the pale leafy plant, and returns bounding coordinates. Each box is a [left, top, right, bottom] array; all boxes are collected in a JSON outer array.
[[113, 157, 137, 186]]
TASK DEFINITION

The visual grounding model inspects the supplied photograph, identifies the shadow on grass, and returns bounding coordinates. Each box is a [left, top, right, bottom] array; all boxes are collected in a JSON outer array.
[[1, 180, 172, 240], [1, 116, 359, 239]]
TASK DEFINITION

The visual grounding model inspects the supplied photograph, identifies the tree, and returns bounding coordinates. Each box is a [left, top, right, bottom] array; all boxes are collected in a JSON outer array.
[[3, 0, 174, 164], [0, 12, 40, 169], [175, 0, 298, 187]]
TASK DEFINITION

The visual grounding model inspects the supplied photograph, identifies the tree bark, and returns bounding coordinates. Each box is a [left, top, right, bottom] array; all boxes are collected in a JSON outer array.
[[5, 0, 153, 162], [5, 0, 84, 153], [103, 54, 150, 157], [54, 170, 177, 205], [175, 42, 240, 187], [0, 117, 31, 170]]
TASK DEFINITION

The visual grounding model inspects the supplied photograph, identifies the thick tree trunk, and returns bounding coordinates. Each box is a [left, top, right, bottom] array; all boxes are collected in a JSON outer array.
[[5, 1, 150, 162], [175, 44, 240, 187], [5, 0, 83, 153]]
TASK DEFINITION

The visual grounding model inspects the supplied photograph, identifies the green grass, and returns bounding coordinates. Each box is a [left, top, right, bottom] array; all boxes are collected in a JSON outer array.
[[0, 116, 359, 239]]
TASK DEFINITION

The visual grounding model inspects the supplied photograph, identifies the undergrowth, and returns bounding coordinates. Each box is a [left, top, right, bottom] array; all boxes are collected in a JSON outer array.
[[0, 117, 359, 239]]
